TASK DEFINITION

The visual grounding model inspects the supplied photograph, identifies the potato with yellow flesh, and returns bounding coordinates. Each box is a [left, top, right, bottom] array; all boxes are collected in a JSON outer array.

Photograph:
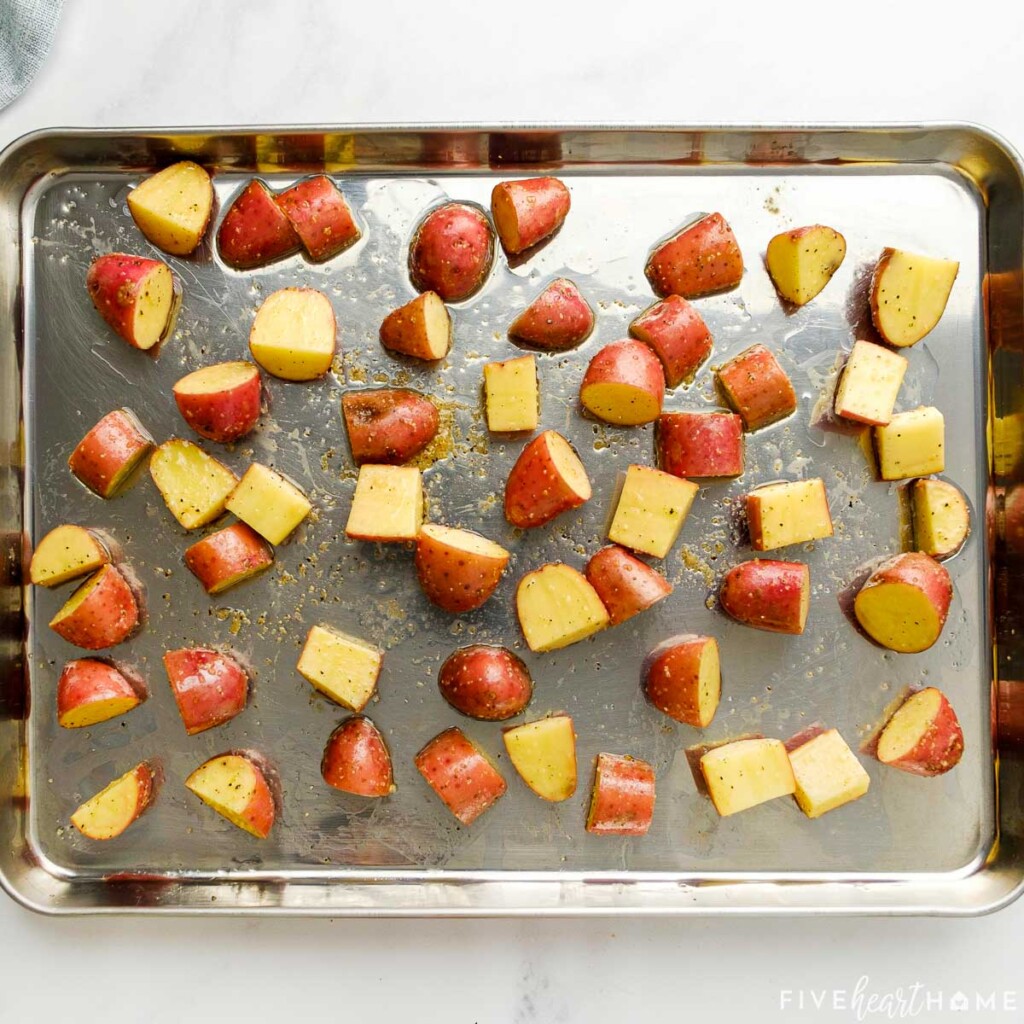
[[643, 634, 720, 728], [127, 161, 214, 256], [149, 439, 238, 529], [86, 254, 176, 351], [699, 738, 795, 817], [870, 248, 959, 347], [71, 762, 155, 840], [579, 339, 665, 426], [874, 406, 944, 481], [504, 430, 591, 529], [30, 524, 109, 586], [789, 729, 870, 818], [226, 463, 311, 544], [834, 340, 908, 426], [765, 224, 846, 306], [297, 624, 383, 711], [746, 478, 833, 551], [515, 562, 610, 652], [345, 464, 423, 542], [57, 659, 142, 729], [876, 687, 964, 776], [912, 478, 970, 558], [503, 715, 577, 802], [608, 464, 697, 559], [185, 752, 275, 838], [483, 354, 538, 432], [379, 292, 452, 361], [249, 287, 336, 380]]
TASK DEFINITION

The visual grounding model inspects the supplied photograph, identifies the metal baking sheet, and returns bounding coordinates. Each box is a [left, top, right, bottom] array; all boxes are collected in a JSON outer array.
[[1, 125, 1022, 916]]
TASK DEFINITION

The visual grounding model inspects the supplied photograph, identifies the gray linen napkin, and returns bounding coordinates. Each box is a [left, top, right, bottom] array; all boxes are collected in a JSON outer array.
[[0, 0, 64, 110]]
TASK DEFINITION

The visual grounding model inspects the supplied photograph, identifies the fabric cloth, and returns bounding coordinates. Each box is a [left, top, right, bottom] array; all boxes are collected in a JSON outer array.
[[0, 0, 64, 110]]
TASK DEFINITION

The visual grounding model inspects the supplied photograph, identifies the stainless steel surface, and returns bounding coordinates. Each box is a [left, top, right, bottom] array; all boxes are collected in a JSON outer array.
[[0, 125, 1022, 916]]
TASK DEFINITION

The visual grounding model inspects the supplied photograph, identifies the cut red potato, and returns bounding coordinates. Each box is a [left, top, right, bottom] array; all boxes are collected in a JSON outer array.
[[874, 406, 945, 481], [586, 753, 656, 836], [788, 728, 870, 818], [415, 523, 510, 613], [516, 562, 610, 652], [629, 295, 713, 388], [409, 202, 494, 302], [657, 411, 744, 479], [345, 464, 423, 542], [249, 286, 336, 381], [149, 439, 238, 530], [483, 354, 539, 432], [415, 726, 506, 825], [341, 389, 439, 465], [127, 160, 214, 256], [700, 738, 795, 817], [876, 687, 964, 776], [173, 361, 262, 443], [226, 464, 311, 545], [504, 430, 591, 528], [57, 658, 142, 729], [185, 752, 275, 838], [276, 174, 360, 262], [503, 715, 577, 802], [853, 551, 952, 653], [297, 624, 383, 712], [912, 478, 970, 558], [584, 545, 672, 626], [765, 224, 847, 306], [834, 339, 908, 427], [184, 522, 273, 595], [491, 176, 571, 254], [645, 212, 743, 299], [69, 409, 153, 498], [607, 464, 698, 559], [29, 525, 109, 586], [86, 254, 175, 351], [71, 762, 155, 840], [379, 291, 452, 361], [508, 278, 594, 352], [746, 478, 833, 551], [49, 564, 140, 650], [438, 645, 533, 721], [716, 344, 797, 431], [870, 248, 959, 347], [580, 339, 665, 426], [217, 179, 301, 269], [719, 559, 810, 635], [163, 647, 249, 735], [642, 634, 721, 728], [321, 716, 395, 797]]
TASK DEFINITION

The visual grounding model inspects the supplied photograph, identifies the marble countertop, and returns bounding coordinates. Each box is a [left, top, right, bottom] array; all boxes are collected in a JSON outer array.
[[2, 2, 1022, 1021]]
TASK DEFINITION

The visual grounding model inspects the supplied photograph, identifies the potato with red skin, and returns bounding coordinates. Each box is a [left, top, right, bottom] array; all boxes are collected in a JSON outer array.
[[629, 295, 713, 387], [29, 525, 110, 587], [438, 645, 533, 721], [580, 340, 666, 426], [71, 762, 156, 840], [341, 389, 440, 465], [50, 564, 140, 650], [584, 545, 672, 625], [164, 647, 249, 735], [508, 278, 594, 351], [719, 559, 810, 635], [185, 751, 276, 838], [716, 344, 797, 431], [57, 658, 142, 729], [69, 409, 153, 498], [505, 430, 591, 528], [642, 634, 720, 727], [491, 176, 571, 254], [184, 522, 274, 595], [586, 753, 656, 836], [276, 175, 360, 262], [86, 253, 176, 351], [877, 687, 964, 776], [656, 411, 744, 479], [415, 726, 507, 825], [173, 362, 262, 443], [321, 716, 395, 797], [409, 202, 494, 302], [415, 524, 510, 613], [379, 292, 452, 361], [646, 213, 744, 298], [217, 179, 301, 269]]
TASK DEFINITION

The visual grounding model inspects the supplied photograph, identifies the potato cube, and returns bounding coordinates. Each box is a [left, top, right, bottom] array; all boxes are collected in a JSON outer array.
[[874, 406, 944, 481], [226, 464, 311, 544], [746, 478, 833, 551], [297, 624, 382, 711], [608, 464, 698, 558], [346, 464, 423, 542], [699, 738, 795, 816], [483, 354, 538, 432], [834, 340, 908, 426], [789, 729, 870, 818]]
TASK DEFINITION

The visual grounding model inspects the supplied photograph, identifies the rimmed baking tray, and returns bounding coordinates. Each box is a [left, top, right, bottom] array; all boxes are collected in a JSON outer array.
[[1, 124, 1022, 916]]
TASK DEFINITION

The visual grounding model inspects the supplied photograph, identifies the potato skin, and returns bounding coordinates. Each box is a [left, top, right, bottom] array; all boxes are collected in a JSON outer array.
[[69, 409, 153, 498], [580, 339, 666, 425], [321, 716, 395, 796], [584, 545, 672, 625], [878, 688, 964, 776], [657, 411, 744, 478], [717, 344, 797, 431], [276, 175, 360, 262], [645, 212, 743, 298], [630, 295, 712, 387], [50, 565, 140, 649], [414, 527, 509, 613], [508, 278, 594, 351], [86, 254, 174, 349], [409, 202, 494, 302], [217, 180, 301, 269], [57, 659, 140, 727], [438, 645, 533, 721], [342, 389, 439, 465], [184, 522, 274, 595], [719, 559, 809, 635], [504, 430, 591, 528], [642, 633, 718, 726], [586, 753, 655, 835], [163, 647, 248, 735], [491, 177, 571, 254], [173, 363, 262, 443], [415, 727, 507, 825]]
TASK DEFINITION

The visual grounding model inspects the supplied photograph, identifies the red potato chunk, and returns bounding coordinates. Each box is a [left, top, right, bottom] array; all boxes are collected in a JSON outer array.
[[719, 559, 810, 635], [68, 409, 153, 498], [415, 727, 507, 825], [504, 430, 591, 528], [409, 202, 494, 302], [49, 564, 140, 650], [876, 687, 964, 776], [341, 389, 440, 465], [629, 295, 713, 388], [71, 762, 156, 840], [438, 645, 533, 721], [656, 411, 744, 479], [163, 647, 249, 735], [645, 212, 743, 298], [379, 291, 452, 362], [57, 658, 142, 729], [580, 339, 666, 426], [584, 545, 672, 626], [508, 278, 594, 352], [185, 752, 276, 838], [276, 175, 361, 262], [415, 524, 510, 613], [491, 176, 571, 254], [642, 634, 721, 727], [29, 525, 110, 587], [184, 522, 274, 596], [321, 716, 395, 797], [585, 753, 656, 836], [716, 344, 796, 431], [86, 253, 176, 350], [217, 179, 301, 269], [173, 361, 262, 443]]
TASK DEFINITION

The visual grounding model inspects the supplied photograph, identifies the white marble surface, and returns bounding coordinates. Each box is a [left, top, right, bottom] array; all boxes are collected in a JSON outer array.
[[2, 1, 1023, 1021]]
